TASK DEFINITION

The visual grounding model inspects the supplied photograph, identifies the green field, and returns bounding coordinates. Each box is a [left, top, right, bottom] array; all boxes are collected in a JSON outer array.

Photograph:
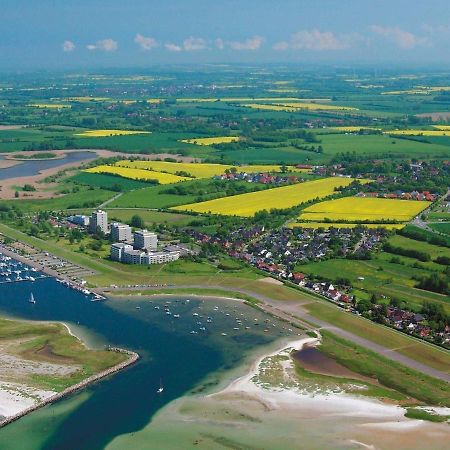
[[429, 222, 450, 235], [318, 133, 450, 158], [106, 208, 199, 226], [70, 172, 151, 191], [300, 254, 450, 313], [0, 188, 113, 212]]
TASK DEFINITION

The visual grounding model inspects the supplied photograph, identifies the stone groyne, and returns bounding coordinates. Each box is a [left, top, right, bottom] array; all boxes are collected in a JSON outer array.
[[0, 348, 139, 428]]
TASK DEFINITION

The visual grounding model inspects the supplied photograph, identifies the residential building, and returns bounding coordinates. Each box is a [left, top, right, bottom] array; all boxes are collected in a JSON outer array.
[[111, 243, 133, 262], [142, 251, 180, 264], [123, 249, 144, 265], [67, 215, 90, 227], [134, 229, 158, 250], [89, 210, 108, 234], [111, 223, 132, 242]]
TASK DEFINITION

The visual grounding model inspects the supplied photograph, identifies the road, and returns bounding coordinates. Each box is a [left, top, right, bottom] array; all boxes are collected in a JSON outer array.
[[107, 283, 450, 383]]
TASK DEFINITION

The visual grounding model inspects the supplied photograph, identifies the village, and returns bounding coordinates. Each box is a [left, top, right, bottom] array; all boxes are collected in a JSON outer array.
[[187, 223, 449, 347]]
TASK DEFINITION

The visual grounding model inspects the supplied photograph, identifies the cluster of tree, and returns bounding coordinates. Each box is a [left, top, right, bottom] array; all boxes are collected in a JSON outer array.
[[415, 273, 449, 295], [398, 226, 450, 249], [383, 242, 431, 262]]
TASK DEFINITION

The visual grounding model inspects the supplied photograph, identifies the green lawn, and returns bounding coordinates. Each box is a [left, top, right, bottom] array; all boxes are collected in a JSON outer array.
[[429, 222, 450, 236], [319, 330, 450, 406]]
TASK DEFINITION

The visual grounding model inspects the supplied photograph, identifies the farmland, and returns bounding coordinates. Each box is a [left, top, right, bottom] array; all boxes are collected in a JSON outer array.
[[85, 165, 190, 184], [243, 102, 357, 112], [288, 222, 405, 230], [387, 130, 450, 136], [114, 160, 293, 178], [298, 197, 429, 224], [74, 129, 151, 137], [172, 177, 358, 216], [179, 136, 240, 145]]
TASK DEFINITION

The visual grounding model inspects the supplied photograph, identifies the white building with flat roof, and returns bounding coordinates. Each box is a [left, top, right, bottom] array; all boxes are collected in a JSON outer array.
[[134, 229, 158, 250], [142, 251, 180, 264], [122, 249, 144, 265], [111, 243, 133, 262], [111, 223, 132, 242], [68, 215, 90, 227], [89, 210, 108, 234]]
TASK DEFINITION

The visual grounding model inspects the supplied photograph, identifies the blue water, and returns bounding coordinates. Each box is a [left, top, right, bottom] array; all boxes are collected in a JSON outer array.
[[0, 276, 292, 450], [0, 151, 96, 180]]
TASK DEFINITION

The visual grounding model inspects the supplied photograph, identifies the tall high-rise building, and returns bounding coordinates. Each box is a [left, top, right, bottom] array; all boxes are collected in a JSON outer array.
[[111, 223, 132, 242], [134, 229, 158, 250], [89, 210, 108, 234]]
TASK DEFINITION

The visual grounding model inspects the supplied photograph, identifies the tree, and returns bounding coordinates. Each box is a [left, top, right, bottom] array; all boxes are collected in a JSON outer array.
[[130, 214, 144, 228], [14, 191, 19, 198]]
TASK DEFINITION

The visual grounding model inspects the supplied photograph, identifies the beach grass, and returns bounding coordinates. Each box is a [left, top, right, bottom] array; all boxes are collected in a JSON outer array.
[[318, 331, 450, 407]]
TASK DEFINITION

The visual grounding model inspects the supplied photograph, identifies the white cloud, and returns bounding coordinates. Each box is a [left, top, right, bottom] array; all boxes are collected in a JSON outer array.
[[229, 35, 263, 51], [86, 39, 118, 52], [370, 25, 428, 49], [62, 40, 75, 52], [134, 33, 158, 50], [274, 30, 350, 51], [183, 37, 207, 51], [215, 38, 225, 50], [272, 41, 289, 51], [165, 42, 182, 52]]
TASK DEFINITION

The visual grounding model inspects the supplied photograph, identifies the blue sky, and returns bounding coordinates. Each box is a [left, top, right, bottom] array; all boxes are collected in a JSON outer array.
[[1, 0, 450, 68]]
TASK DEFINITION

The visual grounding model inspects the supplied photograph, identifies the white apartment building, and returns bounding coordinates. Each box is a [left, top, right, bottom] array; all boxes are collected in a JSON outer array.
[[142, 251, 180, 264], [89, 210, 108, 234], [111, 223, 132, 242], [134, 229, 158, 250], [110, 243, 133, 262]]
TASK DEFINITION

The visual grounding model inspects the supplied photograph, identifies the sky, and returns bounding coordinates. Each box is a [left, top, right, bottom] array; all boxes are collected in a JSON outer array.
[[1, 0, 450, 69]]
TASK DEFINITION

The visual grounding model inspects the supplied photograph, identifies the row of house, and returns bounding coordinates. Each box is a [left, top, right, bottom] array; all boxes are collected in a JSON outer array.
[[356, 190, 438, 202], [213, 171, 300, 185]]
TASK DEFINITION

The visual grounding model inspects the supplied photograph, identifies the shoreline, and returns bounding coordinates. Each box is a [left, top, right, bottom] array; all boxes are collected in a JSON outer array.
[[0, 346, 139, 429], [210, 335, 412, 420]]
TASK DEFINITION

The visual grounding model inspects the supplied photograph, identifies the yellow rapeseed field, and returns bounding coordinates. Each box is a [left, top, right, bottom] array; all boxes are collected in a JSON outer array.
[[171, 177, 358, 217], [328, 126, 381, 132], [29, 103, 71, 109], [386, 130, 450, 136], [85, 165, 189, 184], [432, 125, 450, 131], [298, 197, 428, 223], [115, 160, 297, 178], [180, 136, 240, 146], [74, 130, 152, 137], [243, 103, 357, 112], [66, 97, 110, 102], [176, 97, 304, 103], [288, 222, 404, 230]]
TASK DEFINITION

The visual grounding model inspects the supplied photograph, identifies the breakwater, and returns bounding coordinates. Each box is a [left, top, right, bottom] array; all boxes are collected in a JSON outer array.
[[0, 348, 139, 428]]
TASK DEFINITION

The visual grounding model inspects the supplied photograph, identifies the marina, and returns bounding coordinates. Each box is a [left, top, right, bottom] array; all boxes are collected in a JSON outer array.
[[0, 253, 47, 285]]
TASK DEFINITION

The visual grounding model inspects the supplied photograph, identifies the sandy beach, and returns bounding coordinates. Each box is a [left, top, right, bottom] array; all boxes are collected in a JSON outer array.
[[107, 336, 450, 450]]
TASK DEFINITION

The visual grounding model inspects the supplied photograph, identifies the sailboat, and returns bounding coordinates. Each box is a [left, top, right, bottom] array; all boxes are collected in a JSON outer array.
[[28, 292, 36, 304], [156, 378, 164, 394]]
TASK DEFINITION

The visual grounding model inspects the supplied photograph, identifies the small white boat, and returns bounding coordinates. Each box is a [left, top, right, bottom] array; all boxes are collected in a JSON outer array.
[[28, 293, 36, 304], [157, 379, 164, 394], [173, 314, 180, 318]]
